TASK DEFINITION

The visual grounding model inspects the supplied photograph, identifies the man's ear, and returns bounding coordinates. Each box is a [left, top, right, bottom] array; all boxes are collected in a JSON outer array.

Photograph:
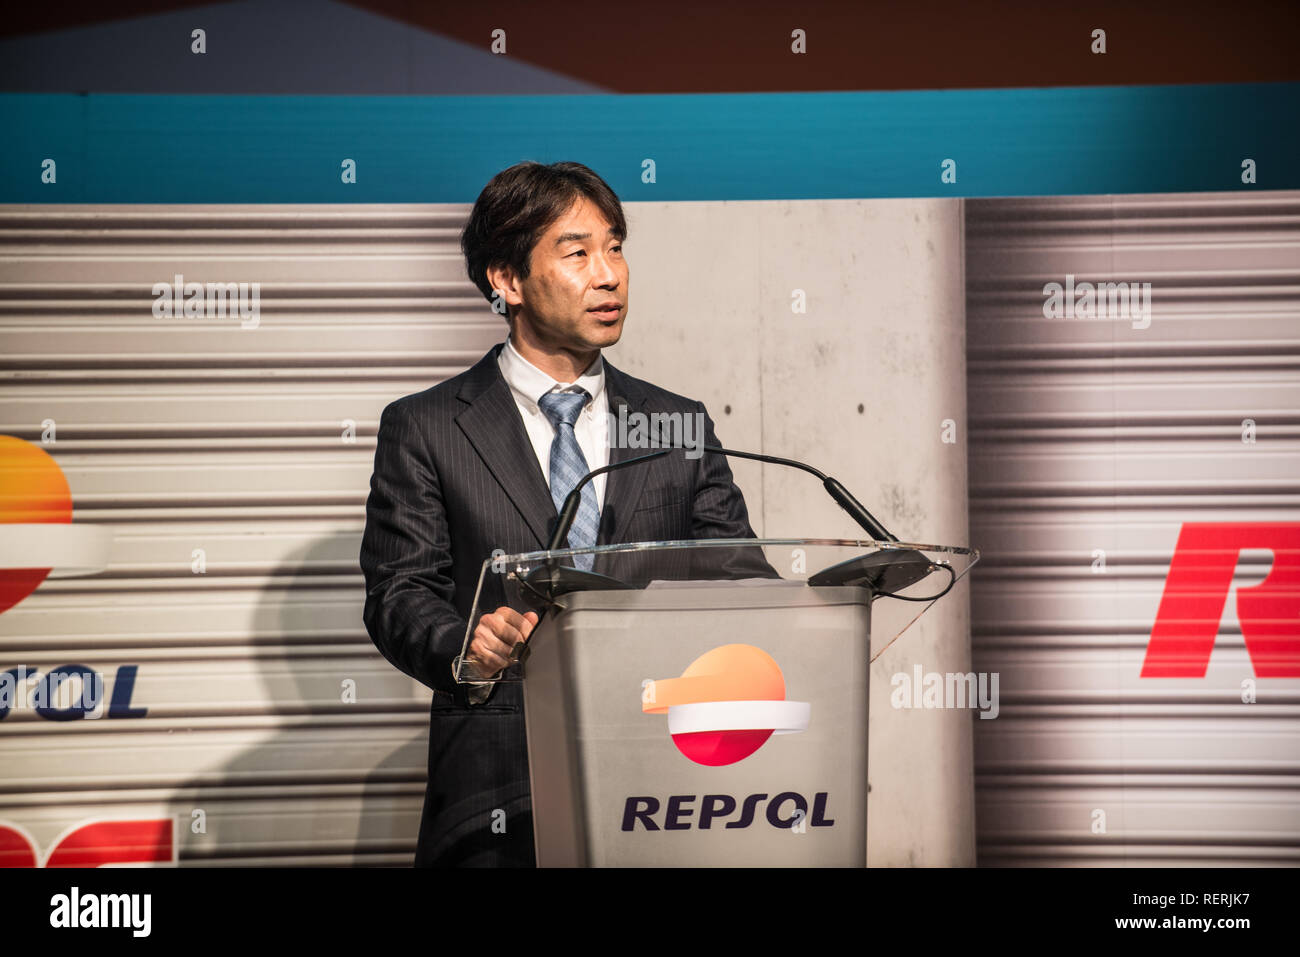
[[485, 262, 524, 316]]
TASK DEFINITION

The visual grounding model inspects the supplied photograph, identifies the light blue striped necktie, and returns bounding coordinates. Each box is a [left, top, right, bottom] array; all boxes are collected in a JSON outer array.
[[538, 390, 600, 570]]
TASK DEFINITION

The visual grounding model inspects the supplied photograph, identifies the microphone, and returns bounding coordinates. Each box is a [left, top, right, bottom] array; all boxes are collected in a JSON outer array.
[[546, 448, 670, 551], [678, 444, 897, 544], [526, 400, 938, 610], [619, 414, 937, 599], [603, 402, 897, 543], [517, 446, 672, 612]]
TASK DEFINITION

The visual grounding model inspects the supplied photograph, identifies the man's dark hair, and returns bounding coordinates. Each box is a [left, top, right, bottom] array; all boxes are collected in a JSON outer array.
[[460, 161, 627, 313]]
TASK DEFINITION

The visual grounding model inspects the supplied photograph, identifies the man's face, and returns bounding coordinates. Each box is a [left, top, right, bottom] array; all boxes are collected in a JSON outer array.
[[493, 196, 628, 357]]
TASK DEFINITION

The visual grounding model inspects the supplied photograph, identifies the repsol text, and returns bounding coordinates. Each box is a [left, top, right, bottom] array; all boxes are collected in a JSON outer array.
[[621, 792, 836, 831]]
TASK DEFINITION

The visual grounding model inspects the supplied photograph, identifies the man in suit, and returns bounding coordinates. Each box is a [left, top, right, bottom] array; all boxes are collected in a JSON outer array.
[[360, 160, 772, 867]]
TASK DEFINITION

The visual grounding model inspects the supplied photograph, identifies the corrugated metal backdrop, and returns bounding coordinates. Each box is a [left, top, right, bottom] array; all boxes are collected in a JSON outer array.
[[0, 205, 503, 865], [1, 198, 976, 869], [8, 193, 1295, 868], [967, 191, 1300, 865]]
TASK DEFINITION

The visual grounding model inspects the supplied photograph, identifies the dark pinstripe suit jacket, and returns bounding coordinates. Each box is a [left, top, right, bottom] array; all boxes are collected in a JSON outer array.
[[360, 342, 771, 866]]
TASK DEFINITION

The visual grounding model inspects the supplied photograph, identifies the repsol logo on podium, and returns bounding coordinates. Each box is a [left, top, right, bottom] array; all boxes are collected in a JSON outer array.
[[622, 792, 836, 831]]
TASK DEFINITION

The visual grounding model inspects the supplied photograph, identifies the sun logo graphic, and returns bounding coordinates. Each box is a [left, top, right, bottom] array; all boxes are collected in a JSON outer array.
[[641, 643, 810, 766], [0, 436, 110, 614]]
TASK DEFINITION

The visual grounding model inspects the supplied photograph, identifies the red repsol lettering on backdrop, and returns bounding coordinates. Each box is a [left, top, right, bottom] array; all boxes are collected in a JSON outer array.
[[0, 819, 175, 868], [1142, 523, 1300, 678]]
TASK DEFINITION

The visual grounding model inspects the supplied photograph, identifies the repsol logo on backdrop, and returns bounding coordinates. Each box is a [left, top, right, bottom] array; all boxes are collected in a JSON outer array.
[[0, 665, 147, 720], [622, 792, 835, 831]]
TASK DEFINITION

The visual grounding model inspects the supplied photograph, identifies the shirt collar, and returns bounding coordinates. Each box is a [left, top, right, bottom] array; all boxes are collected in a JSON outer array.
[[498, 336, 605, 413]]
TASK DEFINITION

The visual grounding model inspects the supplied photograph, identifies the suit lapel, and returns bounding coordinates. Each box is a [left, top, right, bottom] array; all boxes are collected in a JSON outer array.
[[454, 344, 557, 548], [601, 360, 654, 545], [453, 345, 659, 551]]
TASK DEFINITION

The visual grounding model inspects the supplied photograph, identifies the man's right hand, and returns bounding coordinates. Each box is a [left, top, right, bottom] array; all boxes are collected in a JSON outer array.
[[465, 606, 540, 677]]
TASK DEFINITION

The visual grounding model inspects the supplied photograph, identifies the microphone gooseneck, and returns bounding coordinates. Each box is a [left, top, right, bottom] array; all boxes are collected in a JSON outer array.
[[546, 449, 671, 551], [530, 403, 929, 608]]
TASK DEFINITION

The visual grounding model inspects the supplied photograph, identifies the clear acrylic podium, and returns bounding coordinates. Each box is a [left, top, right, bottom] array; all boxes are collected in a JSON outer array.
[[455, 538, 978, 867]]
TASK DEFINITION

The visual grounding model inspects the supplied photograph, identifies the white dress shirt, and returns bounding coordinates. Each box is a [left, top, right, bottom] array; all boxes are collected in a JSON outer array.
[[461, 339, 611, 702], [497, 336, 610, 508]]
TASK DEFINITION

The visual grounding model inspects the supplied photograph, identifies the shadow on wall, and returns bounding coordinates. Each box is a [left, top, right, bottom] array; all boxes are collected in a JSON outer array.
[[177, 536, 429, 867]]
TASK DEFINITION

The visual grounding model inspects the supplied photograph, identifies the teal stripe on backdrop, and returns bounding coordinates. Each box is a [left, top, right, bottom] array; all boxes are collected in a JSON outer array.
[[1, 84, 1296, 202]]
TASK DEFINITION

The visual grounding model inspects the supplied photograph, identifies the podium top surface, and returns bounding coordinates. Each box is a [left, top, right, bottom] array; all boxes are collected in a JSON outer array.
[[454, 539, 978, 684], [490, 537, 976, 566]]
